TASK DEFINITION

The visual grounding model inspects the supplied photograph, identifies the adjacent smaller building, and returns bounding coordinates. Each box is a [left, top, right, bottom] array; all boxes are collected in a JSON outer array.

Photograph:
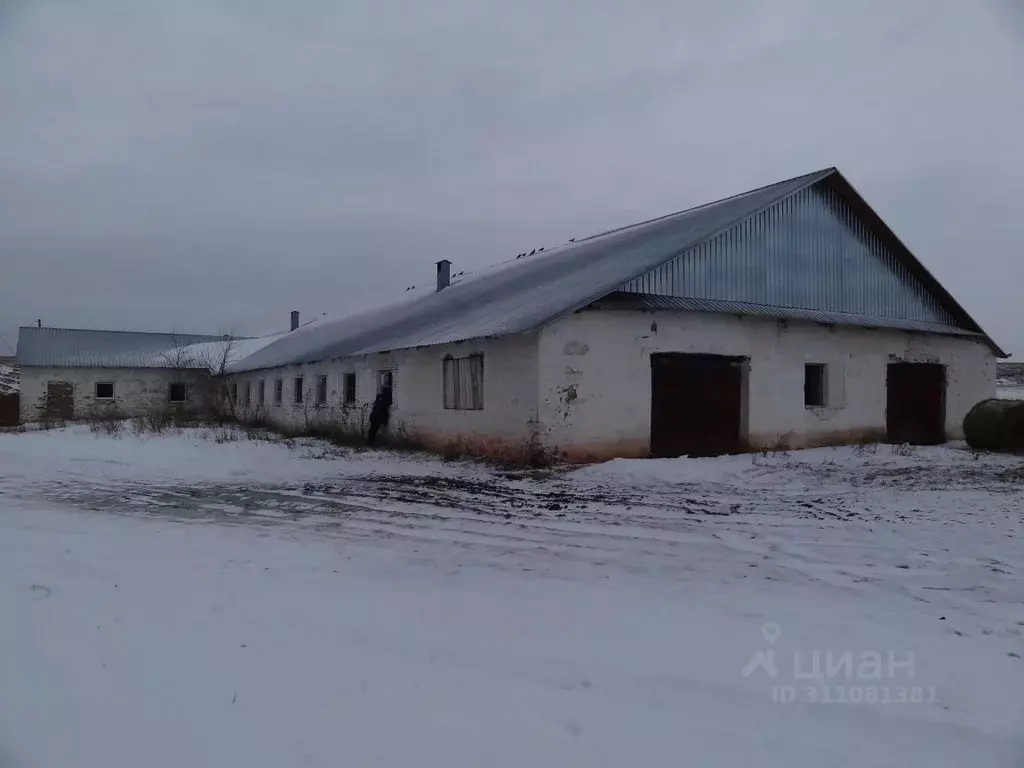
[[15, 328, 230, 422], [997, 362, 1024, 401]]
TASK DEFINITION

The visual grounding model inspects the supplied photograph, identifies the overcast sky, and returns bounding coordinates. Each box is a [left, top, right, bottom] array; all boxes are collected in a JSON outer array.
[[1, 0, 1022, 356]]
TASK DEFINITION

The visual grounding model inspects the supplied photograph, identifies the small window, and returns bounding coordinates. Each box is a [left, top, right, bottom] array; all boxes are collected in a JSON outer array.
[[244, 382, 252, 406], [343, 372, 357, 404], [232, 382, 238, 403], [443, 354, 484, 410], [315, 375, 327, 405], [257, 379, 266, 405], [95, 382, 114, 400], [377, 370, 393, 393], [804, 364, 827, 407], [293, 376, 304, 404], [274, 379, 283, 405], [169, 382, 187, 403]]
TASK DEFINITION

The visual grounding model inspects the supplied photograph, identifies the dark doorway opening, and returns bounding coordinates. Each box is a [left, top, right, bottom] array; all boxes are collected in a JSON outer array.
[[0, 393, 18, 426], [650, 353, 745, 458], [886, 363, 946, 445], [45, 381, 74, 420]]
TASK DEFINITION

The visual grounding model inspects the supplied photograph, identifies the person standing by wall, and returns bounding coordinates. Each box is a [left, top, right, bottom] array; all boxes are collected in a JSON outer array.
[[367, 385, 392, 445]]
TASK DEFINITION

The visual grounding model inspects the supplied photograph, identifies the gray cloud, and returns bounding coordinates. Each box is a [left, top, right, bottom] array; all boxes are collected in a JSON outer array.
[[1, 0, 1022, 353]]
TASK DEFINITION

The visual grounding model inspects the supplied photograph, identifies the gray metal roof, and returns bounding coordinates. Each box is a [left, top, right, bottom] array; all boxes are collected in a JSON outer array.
[[235, 169, 838, 372], [16, 327, 227, 368], [594, 293, 988, 338]]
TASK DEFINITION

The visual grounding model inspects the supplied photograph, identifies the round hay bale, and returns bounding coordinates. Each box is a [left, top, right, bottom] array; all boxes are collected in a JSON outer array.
[[963, 398, 1024, 452]]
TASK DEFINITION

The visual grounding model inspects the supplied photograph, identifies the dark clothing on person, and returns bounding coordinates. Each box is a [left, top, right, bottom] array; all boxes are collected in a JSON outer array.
[[367, 387, 393, 445]]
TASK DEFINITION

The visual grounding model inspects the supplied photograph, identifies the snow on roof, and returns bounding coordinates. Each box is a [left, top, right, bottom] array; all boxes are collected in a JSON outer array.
[[234, 169, 833, 372], [183, 333, 292, 373], [16, 327, 229, 369]]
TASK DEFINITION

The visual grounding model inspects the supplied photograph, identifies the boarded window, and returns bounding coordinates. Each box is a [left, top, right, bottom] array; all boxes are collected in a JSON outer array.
[[315, 375, 327, 405], [95, 382, 114, 400], [343, 372, 357, 404], [274, 379, 283, 405], [257, 380, 266, 405], [169, 382, 187, 403], [804, 364, 827, 407], [45, 382, 74, 420], [293, 376, 304, 404], [443, 354, 484, 410]]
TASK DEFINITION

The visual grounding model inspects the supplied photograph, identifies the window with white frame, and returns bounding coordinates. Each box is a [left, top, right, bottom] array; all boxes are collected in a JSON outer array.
[[95, 381, 114, 400], [443, 354, 483, 410], [315, 375, 327, 405]]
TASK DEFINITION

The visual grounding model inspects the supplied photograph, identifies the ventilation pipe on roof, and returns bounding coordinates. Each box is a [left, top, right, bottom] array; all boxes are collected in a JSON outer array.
[[436, 260, 451, 292], [290, 310, 300, 331]]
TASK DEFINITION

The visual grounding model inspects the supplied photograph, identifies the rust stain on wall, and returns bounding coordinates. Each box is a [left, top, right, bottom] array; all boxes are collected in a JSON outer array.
[[748, 427, 887, 451]]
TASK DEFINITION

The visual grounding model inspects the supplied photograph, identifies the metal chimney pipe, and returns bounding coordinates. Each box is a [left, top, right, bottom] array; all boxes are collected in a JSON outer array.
[[436, 260, 452, 292], [290, 310, 299, 331]]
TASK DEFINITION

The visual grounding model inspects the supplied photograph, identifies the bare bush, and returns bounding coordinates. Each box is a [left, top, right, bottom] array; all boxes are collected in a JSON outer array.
[[84, 403, 127, 436], [203, 426, 241, 444], [158, 333, 241, 424]]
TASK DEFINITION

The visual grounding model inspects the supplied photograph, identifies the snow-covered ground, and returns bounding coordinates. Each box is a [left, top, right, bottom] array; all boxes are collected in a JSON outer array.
[[1, 426, 1023, 767], [998, 362, 1024, 401]]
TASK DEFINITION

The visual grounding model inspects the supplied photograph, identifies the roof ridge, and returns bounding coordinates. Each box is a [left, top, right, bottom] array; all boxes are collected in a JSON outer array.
[[19, 326, 224, 338], [575, 167, 836, 245]]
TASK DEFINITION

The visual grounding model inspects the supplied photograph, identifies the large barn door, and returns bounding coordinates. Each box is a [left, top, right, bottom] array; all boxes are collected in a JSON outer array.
[[650, 354, 744, 458], [886, 363, 945, 445], [45, 381, 74, 420]]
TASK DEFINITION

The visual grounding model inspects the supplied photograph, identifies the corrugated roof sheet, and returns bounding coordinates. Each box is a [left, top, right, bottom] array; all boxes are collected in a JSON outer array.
[[593, 293, 988, 338], [186, 333, 291, 373], [235, 169, 835, 371], [16, 327, 229, 368]]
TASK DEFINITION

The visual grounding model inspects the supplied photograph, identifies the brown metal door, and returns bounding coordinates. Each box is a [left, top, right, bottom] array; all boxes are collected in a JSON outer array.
[[886, 363, 945, 444], [45, 381, 74, 420], [0, 394, 18, 426], [650, 354, 744, 458]]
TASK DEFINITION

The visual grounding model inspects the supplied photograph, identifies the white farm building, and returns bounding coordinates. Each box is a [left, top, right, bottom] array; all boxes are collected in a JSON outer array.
[[15, 329, 241, 423], [16, 168, 1006, 461]]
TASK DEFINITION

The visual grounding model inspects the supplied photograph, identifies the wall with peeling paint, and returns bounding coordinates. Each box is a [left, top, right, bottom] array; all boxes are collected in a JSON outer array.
[[536, 308, 995, 461], [230, 333, 539, 457]]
